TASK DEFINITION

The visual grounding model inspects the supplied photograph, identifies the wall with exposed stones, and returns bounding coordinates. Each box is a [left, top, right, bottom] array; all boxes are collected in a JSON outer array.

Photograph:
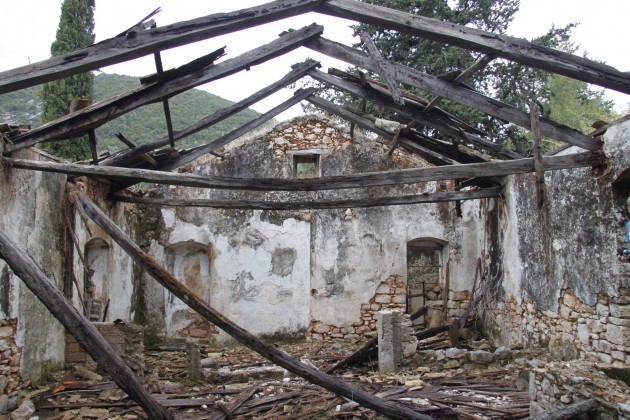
[[485, 120, 630, 366], [147, 116, 492, 344]]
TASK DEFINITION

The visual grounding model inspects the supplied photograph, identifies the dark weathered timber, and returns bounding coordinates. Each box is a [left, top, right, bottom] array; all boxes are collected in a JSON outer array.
[[4, 151, 604, 191], [529, 399, 599, 420], [530, 104, 545, 208], [87, 130, 99, 165], [110, 188, 501, 209], [155, 87, 318, 172], [306, 37, 601, 151], [424, 55, 494, 112], [0, 228, 172, 420], [100, 60, 321, 168], [359, 32, 404, 106], [141, 47, 226, 86], [415, 325, 450, 341], [5, 25, 324, 153], [0, 0, 322, 94], [317, 0, 630, 94], [75, 194, 430, 420]]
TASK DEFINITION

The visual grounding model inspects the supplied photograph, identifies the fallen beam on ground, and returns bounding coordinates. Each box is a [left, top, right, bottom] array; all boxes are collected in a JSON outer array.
[[0, 0, 321, 94], [0, 228, 172, 420], [529, 398, 599, 420], [110, 187, 501, 209], [4, 151, 603, 191], [74, 193, 430, 420]]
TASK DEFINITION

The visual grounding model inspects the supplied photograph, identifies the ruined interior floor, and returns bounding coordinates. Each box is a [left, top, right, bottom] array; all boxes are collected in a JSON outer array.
[[13, 331, 628, 419]]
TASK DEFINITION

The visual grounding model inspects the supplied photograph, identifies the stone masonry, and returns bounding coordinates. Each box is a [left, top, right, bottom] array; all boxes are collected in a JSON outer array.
[[0, 319, 23, 395]]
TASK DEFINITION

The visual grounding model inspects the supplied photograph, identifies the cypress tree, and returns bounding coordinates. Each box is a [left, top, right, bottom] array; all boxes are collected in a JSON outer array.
[[40, 0, 95, 161]]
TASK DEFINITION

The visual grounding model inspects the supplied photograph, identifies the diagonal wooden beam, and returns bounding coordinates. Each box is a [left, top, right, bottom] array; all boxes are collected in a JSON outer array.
[[3, 150, 604, 192], [359, 32, 404, 106], [99, 59, 321, 168], [0, 0, 322, 94], [424, 55, 495, 112], [317, 0, 630, 95], [110, 187, 502, 209], [75, 193, 430, 420], [0, 228, 172, 420], [306, 37, 601, 151], [4, 24, 324, 154]]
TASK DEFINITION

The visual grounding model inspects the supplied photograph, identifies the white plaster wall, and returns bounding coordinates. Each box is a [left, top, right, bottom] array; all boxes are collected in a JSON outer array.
[[0, 149, 66, 381], [161, 209, 311, 341]]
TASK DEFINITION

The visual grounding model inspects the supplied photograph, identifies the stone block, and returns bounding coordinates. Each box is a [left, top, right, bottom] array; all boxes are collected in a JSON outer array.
[[596, 303, 610, 317], [0, 328, 12, 339], [563, 293, 578, 307], [392, 294, 407, 304], [312, 322, 331, 334], [469, 350, 495, 363], [611, 351, 626, 361], [375, 283, 391, 294], [609, 303, 630, 318], [607, 317, 630, 327], [577, 324, 590, 343], [377, 311, 402, 374], [599, 353, 613, 364], [374, 294, 392, 304], [445, 348, 467, 359], [451, 290, 470, 301], [605, 324, 628, 345], [585, 319, 605, 333], [494, 346, 513, 360]]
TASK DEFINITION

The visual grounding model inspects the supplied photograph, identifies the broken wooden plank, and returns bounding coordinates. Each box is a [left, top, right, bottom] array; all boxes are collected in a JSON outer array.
[[110, 187, 501, 209], [5, 24, 324, 153], [100, 59, 321, 167], [74, 193, 430, 420], [359, 32, 404, 106], [0, 0, 322, 94], [4, 150, 604, 191], [0, 228, 172, 420], [306, 37, 601, 151], [317, 0, 630, 94], [530, 103, 545, 209]]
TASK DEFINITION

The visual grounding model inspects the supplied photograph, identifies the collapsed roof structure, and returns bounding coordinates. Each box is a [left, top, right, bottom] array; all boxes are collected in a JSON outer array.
[[0, 1, 629, 419]]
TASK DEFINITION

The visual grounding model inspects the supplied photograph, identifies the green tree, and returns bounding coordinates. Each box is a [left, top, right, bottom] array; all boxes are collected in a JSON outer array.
[[40, 0, 95, 161]]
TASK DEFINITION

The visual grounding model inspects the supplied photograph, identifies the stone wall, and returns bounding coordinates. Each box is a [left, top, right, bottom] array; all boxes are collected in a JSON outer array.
[[0, 319, 22, 395]]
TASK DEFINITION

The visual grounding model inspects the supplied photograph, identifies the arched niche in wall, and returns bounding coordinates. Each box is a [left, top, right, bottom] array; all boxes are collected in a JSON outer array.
[[84, 237, 110, 322], [406, 238, 448, 328], [164, 241, 213, 338]]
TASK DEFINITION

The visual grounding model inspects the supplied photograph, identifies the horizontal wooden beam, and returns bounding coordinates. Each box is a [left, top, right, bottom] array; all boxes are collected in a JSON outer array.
[[0, 0, 321, 94], [4, 151, 603, 191], [100, 60, 321, 167], [110, 187, 501, 209], [307, 37, 601, 151], [75, 193, 430, 420], [5, 24, 324, 154], [317, 0, 630, 95]]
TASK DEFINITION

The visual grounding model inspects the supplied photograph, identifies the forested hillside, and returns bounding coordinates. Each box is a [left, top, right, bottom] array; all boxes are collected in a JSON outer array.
[[0, 73, 262, 153]]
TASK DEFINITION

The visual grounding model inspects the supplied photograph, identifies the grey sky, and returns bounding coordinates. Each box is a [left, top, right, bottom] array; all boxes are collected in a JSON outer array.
[[2, 0, 629, 121]]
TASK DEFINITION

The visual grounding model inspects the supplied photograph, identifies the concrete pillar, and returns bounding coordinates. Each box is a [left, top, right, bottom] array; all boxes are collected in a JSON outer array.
[[186, 340, 202, 383], [377, 310, 402, 374]]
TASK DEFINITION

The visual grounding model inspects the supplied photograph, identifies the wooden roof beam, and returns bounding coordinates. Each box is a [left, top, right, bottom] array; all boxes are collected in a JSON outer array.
[[306, 37, 601, 151], [359, 32, 404, 106], [0, 0, 322, 94], [317, 0, 630, 95], [100, 59, 320, 168], [5, 24, 324, 154], [110, 187, 502, 210], [3, 150, 603, 191]]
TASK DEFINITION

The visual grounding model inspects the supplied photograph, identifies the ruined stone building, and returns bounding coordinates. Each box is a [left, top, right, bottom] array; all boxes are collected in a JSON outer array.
[[0, 1, 628, 418]]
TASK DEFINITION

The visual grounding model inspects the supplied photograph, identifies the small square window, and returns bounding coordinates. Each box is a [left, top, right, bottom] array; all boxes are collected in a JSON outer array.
[[294, 155, 320, 179]]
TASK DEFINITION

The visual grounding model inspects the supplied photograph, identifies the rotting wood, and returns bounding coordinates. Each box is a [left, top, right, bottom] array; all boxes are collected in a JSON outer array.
[[530, 104, 545, 209], [100, 59, 321, 168], [4, 150, 604, 191], [87, 130, 99, 165], [529, 398, 599, 420], [359, 32, 404, 106], [0, 0, 322, 94], [306, 37, 601, 151], [111, 188, 502, 209], [424, 55, 495, 112], [316, 0, 630, 94], [74, 193, 431, 420], [0, 228, 172, 420], [5, 24, 324, 153], [154, 87, 319, 172]]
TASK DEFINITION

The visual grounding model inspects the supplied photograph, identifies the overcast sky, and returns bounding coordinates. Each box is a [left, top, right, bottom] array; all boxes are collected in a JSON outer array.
[[1, 0, 629, 121]]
